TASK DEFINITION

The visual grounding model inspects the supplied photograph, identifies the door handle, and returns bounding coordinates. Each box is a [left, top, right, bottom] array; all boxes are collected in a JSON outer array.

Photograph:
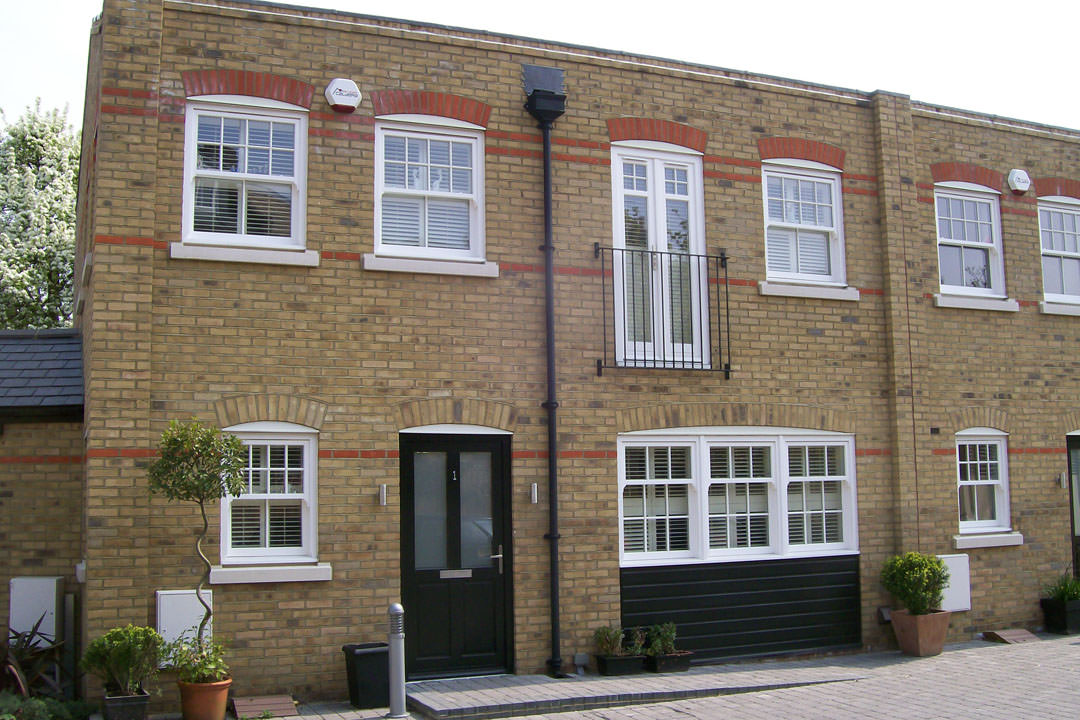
[[490, 544, 503, 575]]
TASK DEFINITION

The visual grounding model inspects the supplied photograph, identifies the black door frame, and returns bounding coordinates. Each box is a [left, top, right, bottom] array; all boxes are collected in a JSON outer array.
[[1068, 435, 1080, 578], [399, 431, 514, 678]]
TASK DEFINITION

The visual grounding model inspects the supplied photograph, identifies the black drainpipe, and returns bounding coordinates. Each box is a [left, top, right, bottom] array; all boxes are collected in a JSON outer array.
[[523, 65, 567, 677]]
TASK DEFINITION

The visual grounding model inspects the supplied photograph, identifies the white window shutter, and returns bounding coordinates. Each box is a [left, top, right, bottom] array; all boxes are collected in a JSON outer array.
[[766, 227, 795, 273]]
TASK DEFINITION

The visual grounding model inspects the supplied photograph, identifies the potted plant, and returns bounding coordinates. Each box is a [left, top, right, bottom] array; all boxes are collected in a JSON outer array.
[[644, 622, 692, 672], [163, 636, 231, 720], [592, 625, 645, 676], [880, 551, 951, 656], [1040, 573, 1080, 634], [148, 419, 246, 720], [81, 625, 164, 720]]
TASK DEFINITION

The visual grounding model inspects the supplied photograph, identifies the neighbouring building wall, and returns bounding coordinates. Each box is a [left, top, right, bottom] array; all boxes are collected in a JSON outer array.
[[0, 422, 84, 636]]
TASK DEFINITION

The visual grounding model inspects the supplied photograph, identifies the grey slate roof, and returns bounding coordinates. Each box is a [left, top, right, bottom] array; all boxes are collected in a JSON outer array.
[[0, 329, 83, 417]]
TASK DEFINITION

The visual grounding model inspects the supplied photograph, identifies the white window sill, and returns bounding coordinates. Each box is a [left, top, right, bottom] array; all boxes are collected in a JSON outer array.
[[933, 294, 1019, 312], [1040, 301, 1080, 317], [171, 242, 320, 267], [209, 563, 332, 584], [759, 281, 860, 302], [952, 532, 1023, 549], [363, 253, 499, 277], [620, 548, 859, 567]]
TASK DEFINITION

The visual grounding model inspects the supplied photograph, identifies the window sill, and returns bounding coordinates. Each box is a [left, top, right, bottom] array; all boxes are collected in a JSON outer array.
[[1040, 301, 1080, 317], [209, 562, 332, 584], [171, 242, 320, 267], [952, 532, 1023, 549], [620, 548, 859, 567], [363, 253, 499, 277], [933, 294, 1019, 312], [759, 281, 860, 302]]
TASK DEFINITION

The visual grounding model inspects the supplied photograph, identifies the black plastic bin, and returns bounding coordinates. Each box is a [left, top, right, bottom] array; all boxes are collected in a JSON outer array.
[[342, 642, 389, 709]]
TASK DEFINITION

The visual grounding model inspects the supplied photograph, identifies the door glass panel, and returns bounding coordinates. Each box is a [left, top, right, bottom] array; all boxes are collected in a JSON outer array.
[[460, 451, 493, 569], [414, 451, 447, 570]]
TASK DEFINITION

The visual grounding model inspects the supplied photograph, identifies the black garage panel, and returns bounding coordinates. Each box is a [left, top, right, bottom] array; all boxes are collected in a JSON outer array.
[[621, 555, 860, 662]]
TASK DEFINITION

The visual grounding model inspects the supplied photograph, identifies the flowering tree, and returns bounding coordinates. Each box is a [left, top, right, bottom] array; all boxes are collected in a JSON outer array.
[[0, 102, 79, 329]]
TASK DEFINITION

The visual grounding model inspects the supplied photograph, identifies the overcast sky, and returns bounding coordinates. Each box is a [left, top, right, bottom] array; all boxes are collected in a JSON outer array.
[[1, 0, 1077, 132]]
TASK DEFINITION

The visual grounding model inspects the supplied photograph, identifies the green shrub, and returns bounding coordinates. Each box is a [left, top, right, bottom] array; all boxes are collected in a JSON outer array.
[[0, 694, 93, 720], [593, 626, 624, 656], [645, 622, 677, 656], [1044, 574, 1080, 602], [81, 625, 164, 696], [593, 625, 646, 656], [881, 551, 950, 615]]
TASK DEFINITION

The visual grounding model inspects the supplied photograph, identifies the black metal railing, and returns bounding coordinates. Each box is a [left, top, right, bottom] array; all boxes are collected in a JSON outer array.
[[594, 244, 730, 377]]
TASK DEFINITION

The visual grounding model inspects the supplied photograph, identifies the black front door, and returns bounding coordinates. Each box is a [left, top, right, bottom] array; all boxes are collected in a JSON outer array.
[[400, 433, 512, 678]]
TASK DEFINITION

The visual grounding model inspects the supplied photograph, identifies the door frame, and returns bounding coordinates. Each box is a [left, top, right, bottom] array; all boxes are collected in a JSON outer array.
[[399, 427, 514, 678]]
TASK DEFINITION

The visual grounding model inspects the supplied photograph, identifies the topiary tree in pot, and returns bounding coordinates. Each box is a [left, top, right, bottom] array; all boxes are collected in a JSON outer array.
[[880, 551, 951, 656], [148, 419, 245, 720]]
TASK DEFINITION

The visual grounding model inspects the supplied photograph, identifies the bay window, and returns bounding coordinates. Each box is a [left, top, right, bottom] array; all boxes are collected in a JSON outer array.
[[619, 429, 857, 566]]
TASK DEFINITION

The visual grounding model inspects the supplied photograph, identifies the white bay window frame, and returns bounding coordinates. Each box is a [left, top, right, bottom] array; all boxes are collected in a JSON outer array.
[[219, 422, 318, 567], [619, 428, 858, 567], [180, 97, 308, 257], [762, 160, 847, 288], [373, 116, 486, 265], [934, 183, 1006, 298]]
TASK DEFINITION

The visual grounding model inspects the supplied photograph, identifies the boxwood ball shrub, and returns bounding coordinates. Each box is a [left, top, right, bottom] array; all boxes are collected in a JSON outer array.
[[880, 551, 950, 615]]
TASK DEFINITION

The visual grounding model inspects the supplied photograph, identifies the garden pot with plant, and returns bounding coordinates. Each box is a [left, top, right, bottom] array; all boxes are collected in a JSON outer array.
[[81, 625, 164, 720], [880, 551, 951, 657], [148, 419, 246, 720], [644, 622, 692, 672], [592, 625, 645, 676], [1040, 574, 1080, 634]]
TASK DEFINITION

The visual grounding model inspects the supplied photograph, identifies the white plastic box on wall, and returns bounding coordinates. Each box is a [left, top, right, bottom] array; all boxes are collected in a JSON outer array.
[[937, 554, 971, 612], [9, 577, 63, 640], [156, 589, 212, 643]]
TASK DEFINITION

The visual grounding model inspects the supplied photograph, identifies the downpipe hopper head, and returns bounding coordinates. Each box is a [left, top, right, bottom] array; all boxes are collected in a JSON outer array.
[[523, 64, 566, 124]]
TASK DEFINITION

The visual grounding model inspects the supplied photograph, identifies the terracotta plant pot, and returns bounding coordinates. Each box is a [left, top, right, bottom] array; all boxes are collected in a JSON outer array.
[[178, 678, 232, 720], [890, 608, 950, 657]]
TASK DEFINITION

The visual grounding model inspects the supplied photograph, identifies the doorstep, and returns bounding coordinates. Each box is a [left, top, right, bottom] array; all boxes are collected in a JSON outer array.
[[399, 663, 867, 720]]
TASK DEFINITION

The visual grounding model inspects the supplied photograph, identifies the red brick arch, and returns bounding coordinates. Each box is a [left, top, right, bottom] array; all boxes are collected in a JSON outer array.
[[1033, 176, 1080, 200], [182, 70, 315, 108], [757, 137, 845, 170], [369, 90, 492, 128], [606, 118, 707, 153], [930, 162, 1002, 190]]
